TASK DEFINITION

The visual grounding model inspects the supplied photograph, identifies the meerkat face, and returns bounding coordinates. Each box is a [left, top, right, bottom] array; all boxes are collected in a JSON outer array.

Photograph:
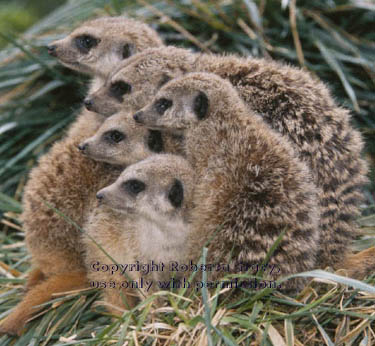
[[77, 111, 164, 166], [47, 17, 163, 77], [84, 47, 194, 116], [133, 84, 210, 133], [96, 155, 194, 223]]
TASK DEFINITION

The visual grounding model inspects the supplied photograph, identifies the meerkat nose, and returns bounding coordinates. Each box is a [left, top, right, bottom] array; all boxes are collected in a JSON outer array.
[[96, 193, 104, 202], [84, 98, 94, 111], [47, 45, 57, 57], [77, 143, 88, 152], [133, 111, 143, 123]]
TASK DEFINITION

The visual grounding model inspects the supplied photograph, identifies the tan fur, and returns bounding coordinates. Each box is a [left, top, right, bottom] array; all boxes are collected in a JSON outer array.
[[0, 272, 87, 336], [337, 247, 375, 279], [0, 17, 164, 336], [78, 112, 184, 314], [137, 73, 320, 291], [88, 46, 368, 269], [84, 154, 195, 312], [78, 111, 184, 166]]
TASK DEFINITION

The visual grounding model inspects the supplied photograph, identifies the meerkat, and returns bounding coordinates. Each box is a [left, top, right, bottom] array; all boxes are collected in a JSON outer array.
[[78, 113, 185, 315], [86, 46, 368, 270], [134, 72, 320, 291], [0, 17, 164, 336], [77, 110, 184, 166], [84, 154, 195, 314]]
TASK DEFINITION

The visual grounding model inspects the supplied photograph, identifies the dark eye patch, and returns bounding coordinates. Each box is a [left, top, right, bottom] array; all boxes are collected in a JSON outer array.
[[147, 130, 164, 153], [123, 179, 146, 196], [109, 81, 132, 102], [154, 98, 173, 116], [122, 43, 135, 59], [75, 35, 100, 54], [194, 92, 209, 120], [158, 74, 171, 88], [168, 179, 184, 208], [104, 130, 126, 144]]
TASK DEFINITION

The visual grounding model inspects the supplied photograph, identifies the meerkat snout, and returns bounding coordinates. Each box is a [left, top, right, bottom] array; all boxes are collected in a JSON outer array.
[[84, 98, 94, 111], [133, 111, 143, 123], [47, 45, 57, 57], [96, 192, 104, 202], [77, 142, 88, 152]]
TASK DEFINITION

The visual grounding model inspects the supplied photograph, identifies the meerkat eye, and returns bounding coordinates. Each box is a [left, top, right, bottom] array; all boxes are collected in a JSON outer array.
[[147, 130, 164, 153], [75, 35, 100, 54], [104, 130, 126, 144], [123, 179, 146, 196], [110, 81, 132, 102], [122, 43, 135, 59], [155, 98, 173, 116], [168, 179, 184, 208], [194, 92, 209, 120]]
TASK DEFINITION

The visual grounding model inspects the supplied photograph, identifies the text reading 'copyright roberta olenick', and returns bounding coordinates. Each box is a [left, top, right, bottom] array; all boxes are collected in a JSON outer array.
[[90, 260, 282, 292]]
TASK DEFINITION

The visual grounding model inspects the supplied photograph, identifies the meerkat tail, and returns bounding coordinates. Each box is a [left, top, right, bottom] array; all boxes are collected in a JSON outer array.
[[0, 271, 87, 336], [337, 247, 375, 280]]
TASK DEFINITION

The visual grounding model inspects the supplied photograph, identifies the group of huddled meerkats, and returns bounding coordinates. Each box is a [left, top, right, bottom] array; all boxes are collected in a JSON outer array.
[[1, 16, 375, 336]]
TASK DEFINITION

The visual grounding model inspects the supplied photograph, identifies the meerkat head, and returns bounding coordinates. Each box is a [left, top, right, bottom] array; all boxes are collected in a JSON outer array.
[[47, 17, 163, 78], [84, 46, 195, 116], [77, 111, 164, 166], [133, 72, 236, 133], [96, 154, 194, 223]]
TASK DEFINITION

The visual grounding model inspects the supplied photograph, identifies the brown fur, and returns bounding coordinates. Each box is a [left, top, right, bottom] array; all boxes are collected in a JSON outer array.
[[79, 113, 184, 313], [137, 73, 320, 291], [88, 46, 368, 270], [0, 17, 164, 336], [84, 154, 195, 312], [78, 111, 184, 166], [337, 247, 375, 279], [0, 272, 87, 336]]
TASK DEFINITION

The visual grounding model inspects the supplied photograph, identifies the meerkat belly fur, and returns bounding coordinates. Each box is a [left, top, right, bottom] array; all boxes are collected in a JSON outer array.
[[0, 17, 164, 336], [135, 72, 320, 291], [85, 154, 195, 311], [87, 46, 368, 269]]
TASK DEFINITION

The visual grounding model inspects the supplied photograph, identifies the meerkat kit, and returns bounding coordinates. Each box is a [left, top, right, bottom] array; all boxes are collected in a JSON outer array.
[[1, 14, 373, 336]]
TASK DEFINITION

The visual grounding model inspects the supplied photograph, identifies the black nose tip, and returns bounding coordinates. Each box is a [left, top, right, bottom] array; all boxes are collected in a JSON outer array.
[[47, 45, 57, 57], [84, 98, 94, 111], [133, 111, 143, 123], [78, 143, 87, 152], [96, 193, 104, 201]]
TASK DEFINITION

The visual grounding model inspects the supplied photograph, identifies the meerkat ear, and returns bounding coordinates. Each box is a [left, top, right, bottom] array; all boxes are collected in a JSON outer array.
[[168, 179, 184, 208], [122, 43, 136, 59], [147, 130, 164, 153], [158, 74, 172, 88], [193, 92, 209, 120]]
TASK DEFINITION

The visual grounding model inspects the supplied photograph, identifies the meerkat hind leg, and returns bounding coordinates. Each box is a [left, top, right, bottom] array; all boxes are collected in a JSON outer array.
[[0, 271, 87, 336]]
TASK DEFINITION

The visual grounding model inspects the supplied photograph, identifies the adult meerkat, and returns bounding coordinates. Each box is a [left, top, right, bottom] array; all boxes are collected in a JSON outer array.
[[78, 114, 185, 314], [0, 17, 163, 336], [135, 72, 320, 291], [86, 46, 368, 270], [85, 154, 195, 314]]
